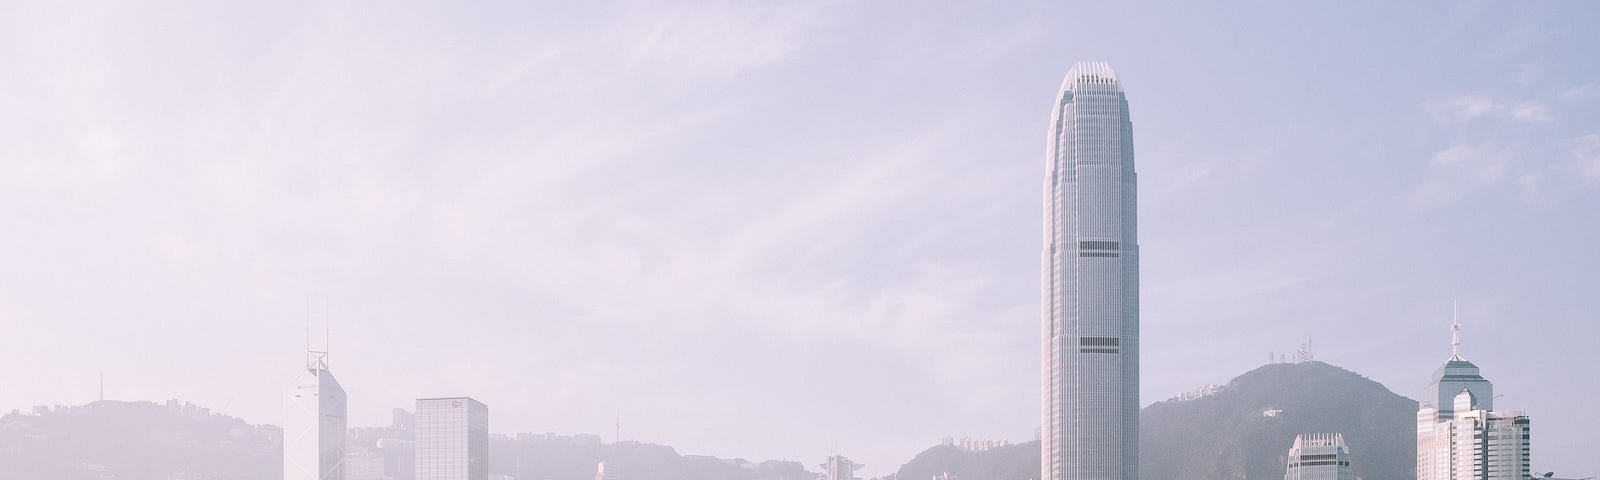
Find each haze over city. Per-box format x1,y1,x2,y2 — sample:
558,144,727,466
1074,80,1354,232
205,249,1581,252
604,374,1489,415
2,1,1598,478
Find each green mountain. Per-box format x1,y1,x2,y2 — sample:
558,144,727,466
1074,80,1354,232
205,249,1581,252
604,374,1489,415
893,361,1418,480
1141,361,1417,480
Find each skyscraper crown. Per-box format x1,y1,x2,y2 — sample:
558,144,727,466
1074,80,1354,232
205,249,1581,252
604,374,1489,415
1061,62,1123,93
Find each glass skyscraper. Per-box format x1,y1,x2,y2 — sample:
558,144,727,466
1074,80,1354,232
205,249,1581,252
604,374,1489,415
284,351,347,480
416,397,488,480
1284,433,1355,480
1416,321,1532,480
1041,61,1139,480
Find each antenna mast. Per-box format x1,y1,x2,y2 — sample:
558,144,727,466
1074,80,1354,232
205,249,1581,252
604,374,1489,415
1451,300,1461,359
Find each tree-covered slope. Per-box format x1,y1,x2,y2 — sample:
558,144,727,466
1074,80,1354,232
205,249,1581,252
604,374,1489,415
892,361,1418,480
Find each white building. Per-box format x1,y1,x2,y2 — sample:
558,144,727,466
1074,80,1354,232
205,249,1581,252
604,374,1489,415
821,455,862,480
1042,61,1140,480
1416,319,1532,480
284,350,347,480
416,397,488,480
594,461,621,480
1284,433,1353,480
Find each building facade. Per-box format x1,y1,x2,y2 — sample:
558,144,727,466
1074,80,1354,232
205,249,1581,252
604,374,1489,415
822,455,862,480
594,461,621,480
1416,321,1532,480
1284,433,1354,480
284,350,347,480
1042,61,1139,480
416,397,488,480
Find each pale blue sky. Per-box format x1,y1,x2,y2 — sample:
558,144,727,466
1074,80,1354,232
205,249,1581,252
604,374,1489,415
2,1,1597,477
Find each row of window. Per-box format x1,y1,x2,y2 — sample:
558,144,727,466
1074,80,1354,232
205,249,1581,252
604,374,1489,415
1080,348,1120,354
1080,241,1120,250
1080,337,1121,346
1288,460,1349,468
1081,252,1120,258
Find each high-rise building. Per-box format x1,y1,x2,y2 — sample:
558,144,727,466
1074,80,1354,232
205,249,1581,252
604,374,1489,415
1284,433,1354,480
1041,61,1139,480
1416,317,1532,480
416,397,488,480
821,455,862,480
594,461,621,480
284,350,348,480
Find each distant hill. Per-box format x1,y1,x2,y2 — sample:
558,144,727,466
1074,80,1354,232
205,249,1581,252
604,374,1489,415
0,400,280,480
892,361,1418,480
1142,361,1417,480
889,442,1040,480
0,400,816,480
491,437,815,480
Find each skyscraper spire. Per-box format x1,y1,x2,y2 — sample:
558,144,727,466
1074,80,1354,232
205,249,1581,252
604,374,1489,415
1450,300,1461,360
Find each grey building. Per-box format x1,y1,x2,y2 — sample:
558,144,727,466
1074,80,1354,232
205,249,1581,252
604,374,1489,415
1041,61,1140,480
1284,433,1354,480
416,397,488,480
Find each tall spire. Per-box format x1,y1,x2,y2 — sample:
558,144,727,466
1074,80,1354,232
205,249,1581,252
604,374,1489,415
1450,300,1462,360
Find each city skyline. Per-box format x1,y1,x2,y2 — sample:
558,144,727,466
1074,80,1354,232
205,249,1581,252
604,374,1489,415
3,1,1599,477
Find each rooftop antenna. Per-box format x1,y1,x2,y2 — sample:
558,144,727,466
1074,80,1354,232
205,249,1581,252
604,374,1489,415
98,372,104,402
303,295,329,372
325,296,331,369
615,409,621,444
1450,300,1462,360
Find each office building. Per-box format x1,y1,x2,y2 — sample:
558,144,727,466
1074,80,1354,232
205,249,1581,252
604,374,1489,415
1416,318,1532,480
1284,433,1353,480
416,397,488,480
822,455,862,480
1042,61,1140,480
284,350,347,480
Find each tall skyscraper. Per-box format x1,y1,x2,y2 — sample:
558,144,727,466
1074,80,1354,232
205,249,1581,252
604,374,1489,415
416,397,489,480
284,349,348,480
1416,317,1532,480
1284,433,1354,480
1041,61,1139,480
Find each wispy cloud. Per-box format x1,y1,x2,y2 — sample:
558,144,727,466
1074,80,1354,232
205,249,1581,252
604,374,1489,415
1561,84,1600,102
1411,144,1509,208
1428,95,1554,124
1568,134,1600,184
1508,101,1555,123
1429,95,1497,123
614,2,837,76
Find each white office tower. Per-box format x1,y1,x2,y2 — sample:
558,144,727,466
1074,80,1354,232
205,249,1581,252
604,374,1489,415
1284,433,1354,480
416,397,489,480
1416,319,1532,480
822,455,862,480
1042,61,1139,480
284,350,348,480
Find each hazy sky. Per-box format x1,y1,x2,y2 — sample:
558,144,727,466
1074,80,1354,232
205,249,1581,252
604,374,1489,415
3,1,1598,477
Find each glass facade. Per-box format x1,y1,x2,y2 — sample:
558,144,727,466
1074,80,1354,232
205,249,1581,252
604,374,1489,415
415,397,488,480
1041,61,1138,480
